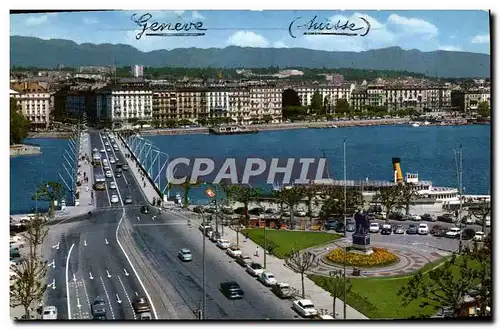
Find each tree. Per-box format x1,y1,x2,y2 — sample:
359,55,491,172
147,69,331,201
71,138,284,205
176,180,201,209
335,99,350,115
286,248,317,299
397,184,420,215
398,254,481,318
304,185,320,223
262,114,273,123
477,101,490,118
324,270,352,318
469,199,491,233
230,185,261,223
276,186,307,228
319,186,363,221
372,185,402,222
10,98,30,145
10,214,48,319
32,182,64,217
310,91,323,114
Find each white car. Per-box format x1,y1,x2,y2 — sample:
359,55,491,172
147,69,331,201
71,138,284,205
42,306,58,320
109,182,117,189
473,232,485,242
292,299,318,318
258,272,277,286
105,170,112,178
100,148,105,153
418,223,429,235
445,227,462,238
109,157,116,164
216,239,230,249
369,222,380,233
410,214,422,221
246,262,264,277
226,246,242,258
104,142,109,146
111,194,119,204
106,148,111,152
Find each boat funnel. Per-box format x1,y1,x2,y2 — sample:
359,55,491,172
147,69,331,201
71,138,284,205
392,158,404,184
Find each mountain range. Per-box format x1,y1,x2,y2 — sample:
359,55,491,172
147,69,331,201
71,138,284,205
10,36,490,78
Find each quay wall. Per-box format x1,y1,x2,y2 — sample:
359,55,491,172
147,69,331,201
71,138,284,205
10,144,41,157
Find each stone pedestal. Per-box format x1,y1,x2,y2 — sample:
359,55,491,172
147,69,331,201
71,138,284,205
351,233,373,255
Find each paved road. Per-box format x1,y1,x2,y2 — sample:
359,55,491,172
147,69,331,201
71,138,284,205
43,130,299,320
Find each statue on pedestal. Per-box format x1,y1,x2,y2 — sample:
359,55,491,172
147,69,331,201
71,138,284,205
351,210,373,255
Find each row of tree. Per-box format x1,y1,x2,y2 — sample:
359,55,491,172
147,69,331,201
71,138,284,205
10,98,30,145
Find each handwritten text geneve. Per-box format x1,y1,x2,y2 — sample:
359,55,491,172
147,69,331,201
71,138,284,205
131,13,207,40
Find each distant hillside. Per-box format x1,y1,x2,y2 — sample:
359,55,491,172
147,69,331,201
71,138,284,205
10,36,490,78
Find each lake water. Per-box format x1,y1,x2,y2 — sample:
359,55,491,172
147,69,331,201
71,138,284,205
142,125,491,203
9,125,491,214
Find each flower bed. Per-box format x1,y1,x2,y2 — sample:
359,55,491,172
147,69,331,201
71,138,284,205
326,247,399,267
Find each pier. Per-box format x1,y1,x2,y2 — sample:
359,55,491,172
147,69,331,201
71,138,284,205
10,144,41,157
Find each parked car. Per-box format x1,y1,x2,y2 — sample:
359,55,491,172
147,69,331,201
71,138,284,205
346,221,356,232
445,227,462,238
418,223,429,235
199,224,212,234
369,222,380,233
124,196,133,204
220,281,244,299
42,306,58,320
235,254,253,267
380,224,392,235
438,213,456,223
258,272,277,286
178,248,193,261
389,212,404,221
216,239,231,249
430,224,447,237
335,223,345,233
421,213,437,222
226,246,242,258
473,231,485,242
246,262,264,276
393,224,405,234
271,282,293,299
209,231,221,243
324,219,338,230
292,299,318,318
406,224,418,235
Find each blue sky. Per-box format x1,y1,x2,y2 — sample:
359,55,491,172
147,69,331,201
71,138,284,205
10,10,490,54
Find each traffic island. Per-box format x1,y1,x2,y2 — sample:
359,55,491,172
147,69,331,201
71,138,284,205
325,247,400,268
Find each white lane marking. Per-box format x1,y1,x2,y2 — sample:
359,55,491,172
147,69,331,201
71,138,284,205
47,278,56,289
77,298,82,308
74,278,83,318
101,153,112,207
66,243,75,320
53,242,60,249
124,268,129,276
135,292,138,296
89,272,94,280
137,216,140,222
105,238,109,245
106,270,112,278
81,279,92,310
152,215,157,221
84,240,87,247
99,133,124,207
73,274,77,282
99,276,115,320
116,294,122,304
117,275,137,319
48,259,55,268
116,208,158,319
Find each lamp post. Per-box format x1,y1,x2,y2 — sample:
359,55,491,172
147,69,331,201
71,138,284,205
332,240,347,319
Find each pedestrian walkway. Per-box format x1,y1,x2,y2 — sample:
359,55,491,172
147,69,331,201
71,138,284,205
53,131,94,220
114,133,160,206
167,208,368,320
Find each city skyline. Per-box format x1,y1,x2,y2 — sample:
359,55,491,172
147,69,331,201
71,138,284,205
10,10,491,54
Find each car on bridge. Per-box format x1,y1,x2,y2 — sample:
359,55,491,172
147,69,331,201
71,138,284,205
178,248,193,261
91,297,106,319
105,170,112,178
111,194,119,203
133,296,151,314
124,196,133,204
109,182,117,189
123,164,129,171
220,281,244,299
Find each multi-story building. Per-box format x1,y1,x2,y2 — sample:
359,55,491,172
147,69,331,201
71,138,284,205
96,82,152,128
295,84,354,113
249,85,282,123
451,88,491,112
206,88,229,120
366,85,386,108
78,66,116,74
152,89,178,124
10,82,52,129
131,65,144,78
350,87,368,111
176,88,207,121
228,88,251,124
385,86,426,112
53,88,96,122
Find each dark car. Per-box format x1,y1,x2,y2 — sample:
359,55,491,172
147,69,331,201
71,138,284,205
462,228,476,241
393,224,405,234
421,213,436,222
140,206,150,214
380,225,392,235
406,224,418,235
324,219,338,230
133,297,151,313
335,223,345,233
91,297,106,318
430,224,447,237
437,213,455,223
346,221,356,232
220,281,244,299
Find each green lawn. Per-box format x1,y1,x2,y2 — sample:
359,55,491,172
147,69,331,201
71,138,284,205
241,228,341,259
310,257,480,319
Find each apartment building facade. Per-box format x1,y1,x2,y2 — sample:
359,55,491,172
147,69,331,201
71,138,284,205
249,85,283,123
10,82,52,129
152,89,178,124
451,87,491,112
228,88,251,124
295,84,355,112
